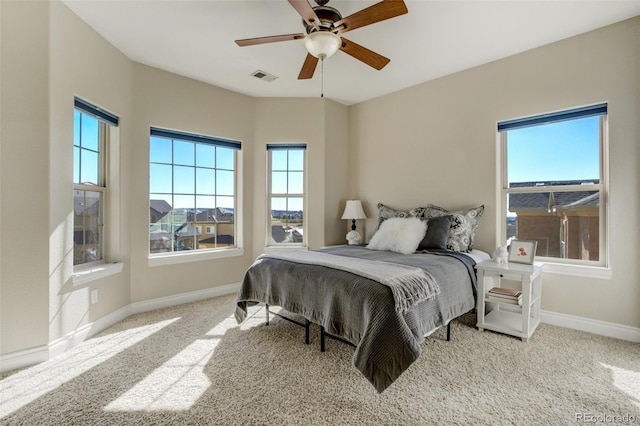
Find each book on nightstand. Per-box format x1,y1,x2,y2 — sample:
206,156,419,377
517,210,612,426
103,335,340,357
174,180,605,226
488,287,521,297
487,294,523,306
487,287,523,305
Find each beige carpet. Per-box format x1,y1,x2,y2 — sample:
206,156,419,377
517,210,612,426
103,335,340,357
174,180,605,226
1,293,639,425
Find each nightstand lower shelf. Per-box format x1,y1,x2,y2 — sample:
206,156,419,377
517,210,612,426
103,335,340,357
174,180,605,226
480,310,540,341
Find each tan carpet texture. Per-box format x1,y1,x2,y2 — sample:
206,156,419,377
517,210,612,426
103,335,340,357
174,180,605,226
1,293,639,425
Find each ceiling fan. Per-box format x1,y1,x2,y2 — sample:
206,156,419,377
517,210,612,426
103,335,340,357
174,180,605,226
235,0,408,79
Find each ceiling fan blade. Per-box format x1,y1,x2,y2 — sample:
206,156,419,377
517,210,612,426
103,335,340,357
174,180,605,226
298,53,319,79
333,0,408,34
339,37,390,70
235,33,305,47
288,0,320,30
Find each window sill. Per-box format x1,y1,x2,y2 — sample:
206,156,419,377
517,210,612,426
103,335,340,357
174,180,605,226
538,261,612,280
148,247,244,267
263,245,308,254
73,262,124,286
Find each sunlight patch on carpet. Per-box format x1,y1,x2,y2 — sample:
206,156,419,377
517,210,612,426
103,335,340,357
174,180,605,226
601,363,640,408
105,315,238,411
0,317,180,418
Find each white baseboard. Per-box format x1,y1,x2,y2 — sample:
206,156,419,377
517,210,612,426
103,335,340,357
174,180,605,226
540,310,640,343
0,345,49,374
130,282,240,315
0,283,240,374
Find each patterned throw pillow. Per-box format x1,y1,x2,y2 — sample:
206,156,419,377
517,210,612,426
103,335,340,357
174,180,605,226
376,203,425,228
422,204,484,252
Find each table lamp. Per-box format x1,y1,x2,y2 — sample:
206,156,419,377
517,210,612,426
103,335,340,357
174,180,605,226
341,200,367,245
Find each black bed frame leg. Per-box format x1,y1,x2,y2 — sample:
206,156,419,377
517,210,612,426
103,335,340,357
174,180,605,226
320,326,326,352
265,303,269,325
305,319,310,344
446,322,451,341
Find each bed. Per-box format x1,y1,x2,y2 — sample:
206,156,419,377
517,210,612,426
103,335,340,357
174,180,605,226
235,203,487,393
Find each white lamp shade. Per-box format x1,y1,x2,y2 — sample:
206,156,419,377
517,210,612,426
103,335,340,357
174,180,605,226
341,200,367,220
304,31,341,59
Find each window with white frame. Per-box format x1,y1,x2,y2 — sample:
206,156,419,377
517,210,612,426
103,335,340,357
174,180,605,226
73,98,118,266
499,103,607,265
267,144,306,246
149,127,241,254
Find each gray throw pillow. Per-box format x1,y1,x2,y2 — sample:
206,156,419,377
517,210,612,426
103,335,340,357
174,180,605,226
418,216,452,250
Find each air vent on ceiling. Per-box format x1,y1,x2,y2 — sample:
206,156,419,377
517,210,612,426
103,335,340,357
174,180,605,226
250,70,278,82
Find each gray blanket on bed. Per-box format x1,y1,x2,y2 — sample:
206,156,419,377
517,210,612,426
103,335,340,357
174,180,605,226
261,250,440,313
235,246,477,393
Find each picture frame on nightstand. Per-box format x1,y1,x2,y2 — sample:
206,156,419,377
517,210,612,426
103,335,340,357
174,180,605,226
508,240,537,264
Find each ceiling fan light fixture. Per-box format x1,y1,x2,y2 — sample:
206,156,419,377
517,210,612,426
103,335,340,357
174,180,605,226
304,31,341,59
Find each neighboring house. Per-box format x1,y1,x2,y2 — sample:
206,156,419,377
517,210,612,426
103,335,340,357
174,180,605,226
269,225,303,244
509,180,599,260
150,204,235,251
174,223,201,251
73,192,102,263
149,228,172,253
149,199,172,223
270,209,304,244
190,208,235,249
289,228,303,243
270,225,287,243
149,200,173,253
199,234,234,246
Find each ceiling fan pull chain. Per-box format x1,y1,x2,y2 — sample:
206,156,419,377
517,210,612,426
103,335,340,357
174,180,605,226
321,57,324,98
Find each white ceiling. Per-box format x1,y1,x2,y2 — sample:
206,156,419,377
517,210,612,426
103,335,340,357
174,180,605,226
62,0,639,106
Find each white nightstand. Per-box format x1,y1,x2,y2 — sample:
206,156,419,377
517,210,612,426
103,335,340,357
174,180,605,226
475,261,542,341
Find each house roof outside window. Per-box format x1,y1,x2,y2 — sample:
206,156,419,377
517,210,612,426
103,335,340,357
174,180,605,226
509,180,599,212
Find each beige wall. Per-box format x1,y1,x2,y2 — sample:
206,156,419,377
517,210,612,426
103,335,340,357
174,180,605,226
252,98,322,255
252,98,350,255
0,0,350,358
1,0,51,354
323,101,351,246
48,0,134,343
129,64,256,303
1,0,135,353
348,17,640,328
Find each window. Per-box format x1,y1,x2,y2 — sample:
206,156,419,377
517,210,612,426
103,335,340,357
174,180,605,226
73,98,118,266
267,144,306,246
499,103,607,266
149,128,241,254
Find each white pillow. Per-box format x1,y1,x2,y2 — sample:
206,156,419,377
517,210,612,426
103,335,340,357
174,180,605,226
367,217,427,255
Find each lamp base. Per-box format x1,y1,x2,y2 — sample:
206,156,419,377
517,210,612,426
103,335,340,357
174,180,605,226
346,230,362,245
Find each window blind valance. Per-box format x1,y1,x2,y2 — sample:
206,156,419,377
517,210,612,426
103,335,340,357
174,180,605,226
74,97,119,127
498,103,607,132
150,127,241,150
266,143,307,150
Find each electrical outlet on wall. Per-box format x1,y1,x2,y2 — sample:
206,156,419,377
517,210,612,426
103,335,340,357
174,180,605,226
91,289,99,304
